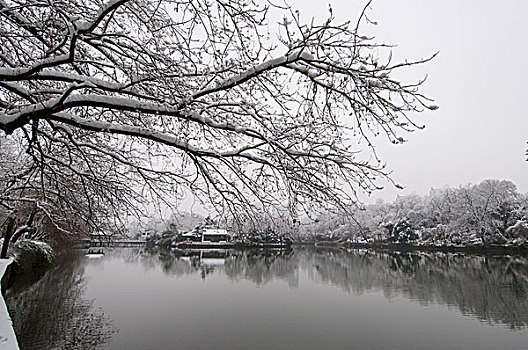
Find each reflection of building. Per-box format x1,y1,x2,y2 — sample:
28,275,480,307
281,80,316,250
199,250,228,266
175,249,228,264
173,249,229,280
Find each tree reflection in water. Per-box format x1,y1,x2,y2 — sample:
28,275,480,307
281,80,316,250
302,249,528,330
4,250,116,350
4,247,528,349
143,247,528,330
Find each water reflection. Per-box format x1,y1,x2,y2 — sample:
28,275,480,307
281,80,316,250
308,249,528,330
139,247,528,329
5,247,528,349
138,248,299,286
4,250,116,350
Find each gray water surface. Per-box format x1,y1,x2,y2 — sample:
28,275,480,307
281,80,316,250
5,247,528,349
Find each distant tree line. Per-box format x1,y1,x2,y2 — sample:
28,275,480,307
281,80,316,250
298,179,528,246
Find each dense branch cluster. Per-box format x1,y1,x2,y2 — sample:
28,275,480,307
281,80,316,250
0,0,436,239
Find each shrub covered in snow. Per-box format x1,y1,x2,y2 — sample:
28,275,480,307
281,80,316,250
12,240,54,264
381,218,419,244
5,240,55,288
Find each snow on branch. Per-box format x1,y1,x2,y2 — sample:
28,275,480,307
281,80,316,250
0,0,438,231
193,49,313,99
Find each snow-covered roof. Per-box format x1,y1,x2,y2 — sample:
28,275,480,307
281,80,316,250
181,232,200,237
202,228,231,236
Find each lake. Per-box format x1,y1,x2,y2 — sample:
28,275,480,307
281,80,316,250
5,247,528,349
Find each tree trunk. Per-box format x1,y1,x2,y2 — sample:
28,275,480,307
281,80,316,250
1,217,16,259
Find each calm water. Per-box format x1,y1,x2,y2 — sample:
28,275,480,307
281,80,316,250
5,247,528,350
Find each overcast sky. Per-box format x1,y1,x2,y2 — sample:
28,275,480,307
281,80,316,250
288,0,528,201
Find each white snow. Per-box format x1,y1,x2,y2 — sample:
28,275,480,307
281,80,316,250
0,258,19,350
0,54,69,78
287,62,318,78
85,254,105,259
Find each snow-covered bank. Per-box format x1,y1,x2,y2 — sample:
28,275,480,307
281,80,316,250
0,259,18,350
0,240,52,350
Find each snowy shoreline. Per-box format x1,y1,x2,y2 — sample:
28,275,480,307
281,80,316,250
0,259,19,350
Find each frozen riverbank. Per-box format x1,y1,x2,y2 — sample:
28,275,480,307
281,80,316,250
0,259,18,350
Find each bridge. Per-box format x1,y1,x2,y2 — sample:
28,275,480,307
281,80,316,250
80,239,147,248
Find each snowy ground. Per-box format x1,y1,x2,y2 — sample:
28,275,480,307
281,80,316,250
0,259,18,350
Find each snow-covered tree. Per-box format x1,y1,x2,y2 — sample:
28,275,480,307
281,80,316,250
0,0,437,240
293,179,528,246
0,134,126,256
457,180,524,243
